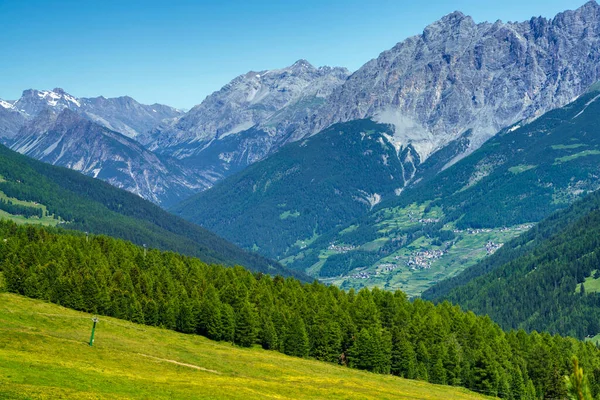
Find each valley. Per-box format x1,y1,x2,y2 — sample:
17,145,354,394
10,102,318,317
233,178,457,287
4,1,600,398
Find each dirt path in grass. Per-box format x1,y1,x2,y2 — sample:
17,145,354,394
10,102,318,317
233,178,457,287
137,353,221,374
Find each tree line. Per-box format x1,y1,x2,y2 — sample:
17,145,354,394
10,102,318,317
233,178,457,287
0,198,43,219
2,220,600,399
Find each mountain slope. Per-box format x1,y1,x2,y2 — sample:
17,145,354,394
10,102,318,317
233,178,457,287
157,1,600,181
0,293,489,400
0,89,197,206
423,189,600,339
279,87,600,294
0,143,297,278
5,88,182,140
172,119,421,258
148,60,350,180
11,108,211,207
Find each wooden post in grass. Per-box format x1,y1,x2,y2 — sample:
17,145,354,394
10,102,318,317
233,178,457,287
89,316,99,346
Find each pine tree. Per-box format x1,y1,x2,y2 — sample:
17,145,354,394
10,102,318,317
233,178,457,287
259,314,278,350
176,300,196,334
197,286,222,340
391,330,416,379
235,301,257,347
565,357,592,400
509,366,525,400
220,303,236,343
471,348,499,397
348,328,375,371
348,327,391,374
283,314,309,357
429,346,448,385
310,310,342,362
143,299,159,326
130,298,145,325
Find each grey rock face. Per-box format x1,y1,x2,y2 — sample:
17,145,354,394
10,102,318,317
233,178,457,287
148,60,350,172
11,109,213,207
80,95,183,140
2,88,183,140
310,1,600,161
0,102,26,142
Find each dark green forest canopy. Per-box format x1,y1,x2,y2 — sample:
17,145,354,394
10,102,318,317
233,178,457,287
424,188,600,339
0,144,301,278
2,220,600,399
171,119,421,259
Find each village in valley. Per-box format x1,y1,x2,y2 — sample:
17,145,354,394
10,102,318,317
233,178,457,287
323,220,536,296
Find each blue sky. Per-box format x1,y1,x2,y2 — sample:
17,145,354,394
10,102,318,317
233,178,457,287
0,0,588,109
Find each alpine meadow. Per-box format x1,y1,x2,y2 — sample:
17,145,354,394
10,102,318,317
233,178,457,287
3,1,600,399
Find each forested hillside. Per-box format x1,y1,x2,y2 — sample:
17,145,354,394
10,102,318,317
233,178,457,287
3,220,600,399
423,188,600,339
280,88,600,294
172,120,421,258
0,144,297,278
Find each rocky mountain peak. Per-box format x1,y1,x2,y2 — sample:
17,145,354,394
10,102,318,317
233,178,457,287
302,2,600,164
289,59,315,72
149,60,351,152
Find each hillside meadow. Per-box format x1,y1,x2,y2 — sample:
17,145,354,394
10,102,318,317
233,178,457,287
0,293,489,399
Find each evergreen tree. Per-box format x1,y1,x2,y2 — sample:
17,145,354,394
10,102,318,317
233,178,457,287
235,301,257,347
348,327,392,374
565,357,593,400
310,310,342,362
283,314,309,358
197,286,222,340
259,314,278,350
391,330,416,379
176,300,196,334
471,348,499,397
143,299,159,326
220,303,236,343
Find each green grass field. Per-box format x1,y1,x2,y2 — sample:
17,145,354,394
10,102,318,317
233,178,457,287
0,293,490,399
0,190,61,226
323,224,532,296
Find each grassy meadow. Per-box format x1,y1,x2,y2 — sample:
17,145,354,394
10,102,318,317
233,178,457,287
0,293,491,399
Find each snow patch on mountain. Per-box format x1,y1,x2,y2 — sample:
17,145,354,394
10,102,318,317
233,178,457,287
0,100,15,110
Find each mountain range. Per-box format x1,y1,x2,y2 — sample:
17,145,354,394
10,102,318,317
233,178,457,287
152,0,600,183
1,2,600,293
3,2,600,211
0,88,218,206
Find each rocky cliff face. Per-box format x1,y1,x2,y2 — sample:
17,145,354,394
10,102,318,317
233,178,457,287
147,60,350,176
0,88,193,206
310,1,600,162
149,60,349,153
146,2,600,184
11,109,212,207
1,88,183,141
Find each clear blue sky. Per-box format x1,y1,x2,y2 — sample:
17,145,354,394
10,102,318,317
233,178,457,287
0,0,588,109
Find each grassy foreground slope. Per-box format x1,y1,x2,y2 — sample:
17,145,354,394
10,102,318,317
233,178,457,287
0,293,488,400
